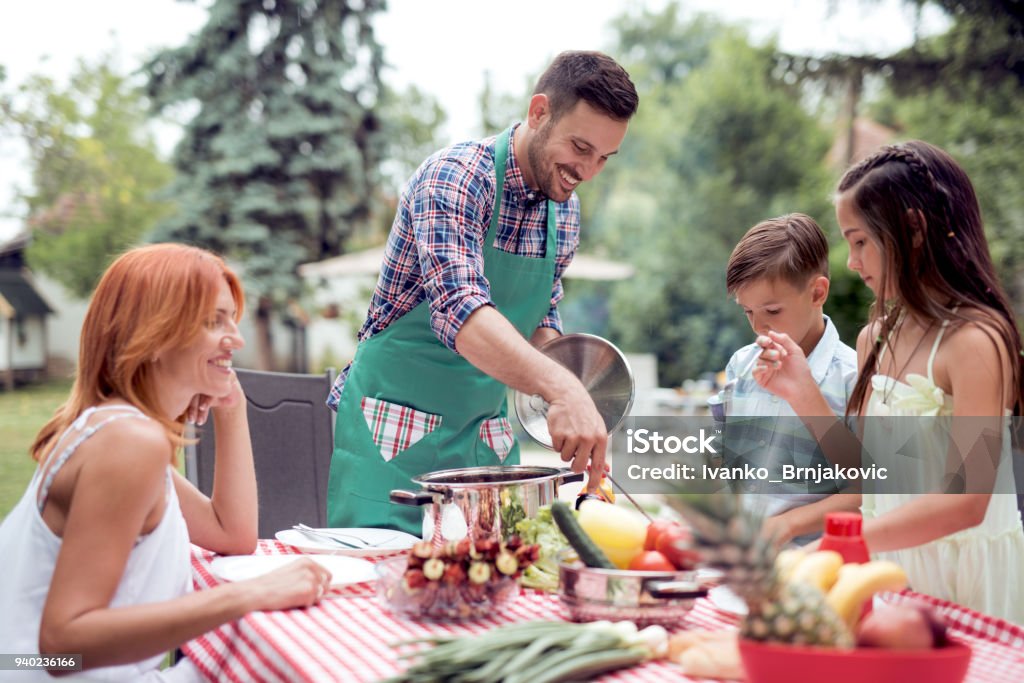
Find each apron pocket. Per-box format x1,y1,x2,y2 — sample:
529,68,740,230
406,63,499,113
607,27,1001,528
479,417,515,463
361,396,442,462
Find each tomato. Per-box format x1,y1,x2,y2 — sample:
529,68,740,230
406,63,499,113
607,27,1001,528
627,550,677,572
655,527,701,570
643,520,682,551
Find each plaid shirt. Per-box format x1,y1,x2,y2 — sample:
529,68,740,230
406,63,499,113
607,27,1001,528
718,316,858,525
328,126,580,410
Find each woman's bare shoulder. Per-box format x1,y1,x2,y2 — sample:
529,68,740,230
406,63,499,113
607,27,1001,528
76,409,172,475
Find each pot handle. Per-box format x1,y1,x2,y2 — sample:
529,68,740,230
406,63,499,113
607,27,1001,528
645,579,709,600
556,468,586,485
389,489,442,507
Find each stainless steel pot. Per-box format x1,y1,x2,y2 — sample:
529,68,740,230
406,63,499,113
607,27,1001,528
390,465,585,544
558,556,710,627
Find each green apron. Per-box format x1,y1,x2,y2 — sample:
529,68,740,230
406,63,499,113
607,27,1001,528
327,127,558,534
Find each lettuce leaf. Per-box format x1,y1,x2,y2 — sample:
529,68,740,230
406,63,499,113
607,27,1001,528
515,505,571,591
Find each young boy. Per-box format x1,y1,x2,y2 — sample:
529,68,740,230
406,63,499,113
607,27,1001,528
717,213,859,544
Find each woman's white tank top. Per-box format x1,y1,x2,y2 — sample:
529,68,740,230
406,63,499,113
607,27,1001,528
0,405,192,680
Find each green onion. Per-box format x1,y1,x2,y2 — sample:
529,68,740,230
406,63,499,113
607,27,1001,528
385,620,654,683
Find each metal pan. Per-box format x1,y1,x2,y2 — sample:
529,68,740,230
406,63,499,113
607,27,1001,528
514,334,635,448
558,554,710,627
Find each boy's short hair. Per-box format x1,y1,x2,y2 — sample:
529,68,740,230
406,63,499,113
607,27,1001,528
726,213,830,294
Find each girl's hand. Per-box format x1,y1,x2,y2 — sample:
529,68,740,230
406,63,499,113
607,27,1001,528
751,331,816,404
245,557,333,611
760,513,796,548
187,371,245,425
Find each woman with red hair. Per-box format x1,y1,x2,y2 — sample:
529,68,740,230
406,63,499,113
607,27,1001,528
0,244,331,680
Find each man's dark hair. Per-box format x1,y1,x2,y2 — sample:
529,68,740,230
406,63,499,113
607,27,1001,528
534,51,638,122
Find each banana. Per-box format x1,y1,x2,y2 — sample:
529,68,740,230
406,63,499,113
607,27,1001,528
773,548,808,583
825,561,908,628
787,550,844,593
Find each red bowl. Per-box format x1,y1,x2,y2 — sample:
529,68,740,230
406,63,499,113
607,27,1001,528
739,638,971,683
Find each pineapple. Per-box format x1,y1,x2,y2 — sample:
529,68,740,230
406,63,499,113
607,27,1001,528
665,493,854,648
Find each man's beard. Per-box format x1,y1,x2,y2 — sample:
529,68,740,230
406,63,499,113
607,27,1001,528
525,122,568,202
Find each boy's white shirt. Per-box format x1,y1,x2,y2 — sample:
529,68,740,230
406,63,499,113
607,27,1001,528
719,315,858,522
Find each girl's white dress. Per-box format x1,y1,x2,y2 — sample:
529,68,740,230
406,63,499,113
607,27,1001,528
861,321,1024,624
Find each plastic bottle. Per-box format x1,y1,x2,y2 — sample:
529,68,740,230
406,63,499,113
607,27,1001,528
819,512,873,619
818,512,871,564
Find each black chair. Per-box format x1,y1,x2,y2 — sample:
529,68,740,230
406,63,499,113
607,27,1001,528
184,368,336,539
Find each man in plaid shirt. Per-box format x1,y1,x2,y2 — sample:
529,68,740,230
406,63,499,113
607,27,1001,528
326,52,639,533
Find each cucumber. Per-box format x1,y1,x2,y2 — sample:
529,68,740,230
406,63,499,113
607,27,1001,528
550,500,616,569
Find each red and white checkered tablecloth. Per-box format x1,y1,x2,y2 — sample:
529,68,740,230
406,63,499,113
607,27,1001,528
182,541,1024,683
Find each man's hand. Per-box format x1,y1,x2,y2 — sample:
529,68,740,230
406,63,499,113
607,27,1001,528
456,307,609,490
544,379,608,491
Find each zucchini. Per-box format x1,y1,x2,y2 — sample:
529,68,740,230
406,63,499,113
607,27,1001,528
550,500,616,569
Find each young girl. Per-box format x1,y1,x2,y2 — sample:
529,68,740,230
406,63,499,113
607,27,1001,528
753,140,1024,623
0,244,333,680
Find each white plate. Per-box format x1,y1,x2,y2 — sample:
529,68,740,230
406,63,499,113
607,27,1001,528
274,527,420,557
708,585,749,616
209,554,377,587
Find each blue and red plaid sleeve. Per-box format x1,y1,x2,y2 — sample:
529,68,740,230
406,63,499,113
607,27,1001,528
409,156,496,351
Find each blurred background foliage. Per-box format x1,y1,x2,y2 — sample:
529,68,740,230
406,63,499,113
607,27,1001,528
1,0,1021,385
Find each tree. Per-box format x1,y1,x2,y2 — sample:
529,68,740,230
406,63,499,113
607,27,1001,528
0,56,172,297
579,8,835,386
868,2,1024,311
781,1,1024,318
143,0,388,370
477,70,524,139
377,83,446,191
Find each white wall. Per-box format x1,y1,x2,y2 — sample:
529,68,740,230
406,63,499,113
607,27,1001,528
303,273,375,372
33,273,87,369
12,316,46,368
0,315,46,370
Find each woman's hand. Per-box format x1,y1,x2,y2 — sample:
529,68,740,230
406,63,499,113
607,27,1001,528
187,371,245,425
244,557,333,611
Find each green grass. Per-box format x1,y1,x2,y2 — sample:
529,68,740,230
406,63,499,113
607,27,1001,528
0,379,72,519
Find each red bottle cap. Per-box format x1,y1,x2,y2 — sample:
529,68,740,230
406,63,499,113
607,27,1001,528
825,512,863,537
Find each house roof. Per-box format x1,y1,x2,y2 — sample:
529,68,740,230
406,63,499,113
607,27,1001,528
0,232,31,269
0,269,54,317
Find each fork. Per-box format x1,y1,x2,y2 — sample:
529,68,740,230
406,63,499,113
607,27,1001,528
293,524,398,548
291,525,364,549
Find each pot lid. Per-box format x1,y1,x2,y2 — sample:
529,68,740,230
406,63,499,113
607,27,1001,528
514,334,635,449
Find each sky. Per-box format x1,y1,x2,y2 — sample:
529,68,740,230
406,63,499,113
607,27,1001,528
0,0,948,240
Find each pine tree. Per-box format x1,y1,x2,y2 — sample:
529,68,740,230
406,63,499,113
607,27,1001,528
144,0,387,369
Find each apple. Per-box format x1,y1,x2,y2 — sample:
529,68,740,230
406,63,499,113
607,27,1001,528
857,605,945,649
656,527,701,570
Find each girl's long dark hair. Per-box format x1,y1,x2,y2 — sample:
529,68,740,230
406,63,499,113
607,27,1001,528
839,140,1023,415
